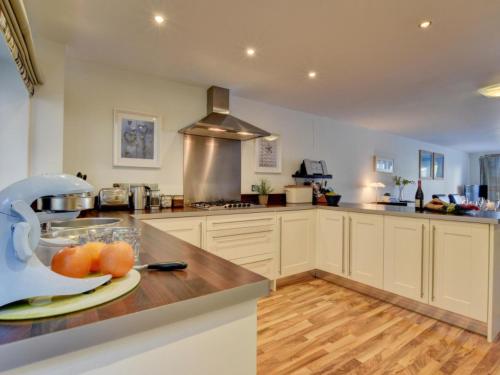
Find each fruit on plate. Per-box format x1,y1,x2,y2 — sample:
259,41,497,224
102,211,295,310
51,246,92,278
99,241,134,278
81,241,107,272
325,191,339,196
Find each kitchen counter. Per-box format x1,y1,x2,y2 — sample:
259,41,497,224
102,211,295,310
132,202,500,225
0,211,269,373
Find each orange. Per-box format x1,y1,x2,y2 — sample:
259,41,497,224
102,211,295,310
99,241,134,278
81,241,107,273
51,246,92,278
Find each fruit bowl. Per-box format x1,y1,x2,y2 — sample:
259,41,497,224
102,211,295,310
325,194,341,206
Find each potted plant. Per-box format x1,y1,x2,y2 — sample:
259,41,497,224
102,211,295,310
255,179,273,206
393,176,415,202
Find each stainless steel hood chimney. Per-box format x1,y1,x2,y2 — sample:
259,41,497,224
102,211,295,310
179,86,271,141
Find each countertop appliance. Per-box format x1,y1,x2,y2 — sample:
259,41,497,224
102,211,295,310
99,187,129,209
284,185,313,203
178,86,271,141
0,174,111,307
191,200,265,211
131,185,150,210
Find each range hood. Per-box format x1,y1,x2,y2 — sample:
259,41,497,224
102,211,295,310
179,86,271,141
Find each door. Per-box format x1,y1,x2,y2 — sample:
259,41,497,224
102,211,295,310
430,220,489,321
279,210,315,277
348,213,384,288
317,210,347,276
384,216,429,302
142,217,205,248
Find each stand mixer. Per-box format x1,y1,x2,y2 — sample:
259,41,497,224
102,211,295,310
0,174,111,307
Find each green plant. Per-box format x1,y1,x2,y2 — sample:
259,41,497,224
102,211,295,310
255,179,273,195
393,176,415,186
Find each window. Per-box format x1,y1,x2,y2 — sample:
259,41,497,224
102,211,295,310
480,155,500,201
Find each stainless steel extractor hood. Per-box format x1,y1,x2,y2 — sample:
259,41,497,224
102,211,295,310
179,86,271,141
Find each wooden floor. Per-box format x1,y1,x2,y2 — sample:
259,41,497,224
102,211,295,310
257,278,500,375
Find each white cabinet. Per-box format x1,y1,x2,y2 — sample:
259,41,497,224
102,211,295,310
348,213,384,288
384,216,429,303
278,210,315,277
317,210,348,276
142,217,205,248
430,220,489,321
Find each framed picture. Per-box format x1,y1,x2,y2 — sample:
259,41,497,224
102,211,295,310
433,153,445,179
419,150,433,179
255,134,282,173
113,110,161,168
374,156,394,174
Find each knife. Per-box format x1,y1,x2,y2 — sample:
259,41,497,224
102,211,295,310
133,261,188,271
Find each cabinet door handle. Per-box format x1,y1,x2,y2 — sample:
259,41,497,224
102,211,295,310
279,216,283,275
341,216,345,274
199,222,203,248
348,217,352,276
431,225,436,301
420,224,425,298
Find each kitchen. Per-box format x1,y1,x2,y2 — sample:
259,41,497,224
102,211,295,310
1,1,500,374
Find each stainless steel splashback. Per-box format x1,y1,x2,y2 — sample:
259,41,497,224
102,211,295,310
183,135,241,204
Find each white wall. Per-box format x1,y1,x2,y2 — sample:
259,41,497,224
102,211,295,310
0,58,30,190
64,58,470,202
29,38,65,175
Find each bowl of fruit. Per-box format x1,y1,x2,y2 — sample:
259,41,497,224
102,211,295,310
325,192,342,206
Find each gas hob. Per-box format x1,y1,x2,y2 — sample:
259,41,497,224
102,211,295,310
190,200,265,211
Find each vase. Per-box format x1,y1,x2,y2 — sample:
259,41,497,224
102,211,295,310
258,195,269,206
398,186,405,202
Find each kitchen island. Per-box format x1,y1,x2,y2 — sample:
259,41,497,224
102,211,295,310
0,212,269,374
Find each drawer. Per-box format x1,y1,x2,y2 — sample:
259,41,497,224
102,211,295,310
233,253,276,280
206,226,277,261
206,212,276,231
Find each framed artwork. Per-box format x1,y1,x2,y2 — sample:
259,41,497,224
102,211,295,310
113,110,161,168
419,150,433,179
374,156,394,174
433,152,445,179
255,135,282,173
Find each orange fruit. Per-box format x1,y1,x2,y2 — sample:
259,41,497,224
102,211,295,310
99,241,134,278
51,246,92,278
81,242,107,272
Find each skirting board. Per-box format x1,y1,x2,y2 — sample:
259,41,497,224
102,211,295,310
276,269,487,337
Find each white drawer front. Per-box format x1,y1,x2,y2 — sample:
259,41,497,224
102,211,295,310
233,254,276,280
206,212,276,231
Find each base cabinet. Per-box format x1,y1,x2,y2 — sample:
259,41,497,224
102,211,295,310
348,213,384,288
142,217,205,248
317,210,348,276
430,220,489,322
384,217,429,303
278,210,315,277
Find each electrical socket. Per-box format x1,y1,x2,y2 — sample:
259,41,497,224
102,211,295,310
251,184,259,192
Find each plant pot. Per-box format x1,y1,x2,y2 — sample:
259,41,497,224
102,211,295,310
258,195,269,206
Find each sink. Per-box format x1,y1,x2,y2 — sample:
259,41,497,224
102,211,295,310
49,218,122,230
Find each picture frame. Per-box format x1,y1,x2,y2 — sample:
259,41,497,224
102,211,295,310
374,156,394,174
113,110,161,168
255,134,282,174
419,150,433,179
433,152,445,179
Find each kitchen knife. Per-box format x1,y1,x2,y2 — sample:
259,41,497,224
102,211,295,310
134,261,187,271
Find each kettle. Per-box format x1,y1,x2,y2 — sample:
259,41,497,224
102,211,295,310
131,186,151,210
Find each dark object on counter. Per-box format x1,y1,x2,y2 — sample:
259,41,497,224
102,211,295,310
172,195,184,208
415,180,424,212
325,194,341,206
464,184,488,202
134,261,188,271
376,201,409,206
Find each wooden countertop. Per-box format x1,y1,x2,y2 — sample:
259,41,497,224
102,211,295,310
0,211,269,348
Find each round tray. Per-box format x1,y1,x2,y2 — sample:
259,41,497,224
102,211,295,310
0,270,141,320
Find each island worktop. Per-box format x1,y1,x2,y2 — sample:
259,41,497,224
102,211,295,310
0,211,269,373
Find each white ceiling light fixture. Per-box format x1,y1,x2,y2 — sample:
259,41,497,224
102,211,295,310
308,71,317,79
419,20,432,29
246,47,256,57
154,15,165,24
478,84,500,98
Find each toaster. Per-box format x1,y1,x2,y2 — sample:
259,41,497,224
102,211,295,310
99,188,129,209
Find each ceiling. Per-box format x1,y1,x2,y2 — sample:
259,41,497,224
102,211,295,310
24,0,500,152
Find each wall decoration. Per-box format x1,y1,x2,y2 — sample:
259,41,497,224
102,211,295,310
255,135,282,173
113,110,161,168
419,150,433,179
433,152,445,179
374,156,394,174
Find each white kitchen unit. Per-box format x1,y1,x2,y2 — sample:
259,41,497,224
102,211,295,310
347,213,384,288
384,216,429,303
429,220,489,322
205,213,279,280
278,210,316,277
142,217,206,248
316,210,348,277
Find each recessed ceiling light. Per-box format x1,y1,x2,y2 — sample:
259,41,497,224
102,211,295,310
308,71,317,79
154,15,165,24
419,20,432,29
246,48,256,57
478,84,500,98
